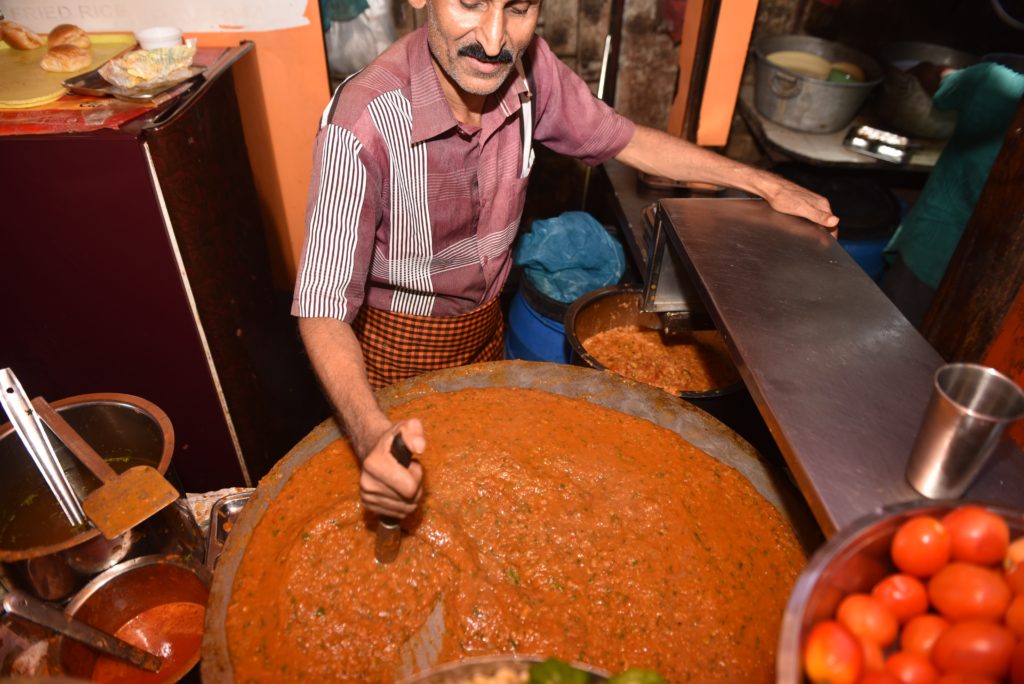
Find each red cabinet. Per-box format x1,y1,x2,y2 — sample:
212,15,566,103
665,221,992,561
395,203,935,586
1,44,328,491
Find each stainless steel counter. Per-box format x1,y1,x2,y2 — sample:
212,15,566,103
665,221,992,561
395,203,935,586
649,197,1024,536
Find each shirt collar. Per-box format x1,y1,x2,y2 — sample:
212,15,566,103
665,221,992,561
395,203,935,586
409,28,533,144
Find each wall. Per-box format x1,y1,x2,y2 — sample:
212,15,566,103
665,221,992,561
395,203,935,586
0,0,330,287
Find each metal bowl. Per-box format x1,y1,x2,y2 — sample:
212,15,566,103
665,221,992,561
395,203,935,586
202,361,821,683
398,655,609,683
564,286,743,401
53,554,211,683
776,500,1024,683
875,42,979,139
0,394,178,600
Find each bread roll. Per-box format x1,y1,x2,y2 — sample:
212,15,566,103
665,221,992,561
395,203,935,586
1,20,44,50
47,24,90,49
40,44,91,72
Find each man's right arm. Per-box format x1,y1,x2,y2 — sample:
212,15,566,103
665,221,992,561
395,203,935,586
298,316,424,518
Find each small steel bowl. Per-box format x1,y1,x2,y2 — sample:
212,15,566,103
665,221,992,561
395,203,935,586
776,500,1024,683
53,555,211,683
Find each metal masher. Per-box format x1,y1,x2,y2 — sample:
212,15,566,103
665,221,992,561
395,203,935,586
0,368,86,527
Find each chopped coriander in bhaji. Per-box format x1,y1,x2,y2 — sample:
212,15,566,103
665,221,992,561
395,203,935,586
225,387,805,682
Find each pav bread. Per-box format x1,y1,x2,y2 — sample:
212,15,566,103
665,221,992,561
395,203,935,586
1,20,45,50
40,44,91,72
47,24,90,49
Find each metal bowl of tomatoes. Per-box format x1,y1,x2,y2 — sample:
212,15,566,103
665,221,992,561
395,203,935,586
777,500,1024,683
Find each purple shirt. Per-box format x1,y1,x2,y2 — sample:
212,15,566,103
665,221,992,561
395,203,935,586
292,28,635,322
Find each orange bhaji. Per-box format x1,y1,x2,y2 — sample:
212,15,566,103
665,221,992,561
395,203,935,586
225,388,804,682
583,326,740,394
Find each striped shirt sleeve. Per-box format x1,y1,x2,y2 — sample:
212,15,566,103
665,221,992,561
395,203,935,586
292,119,378,322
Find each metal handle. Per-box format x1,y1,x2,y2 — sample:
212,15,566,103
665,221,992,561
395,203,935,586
770,70,803,99
32,397,118,481
380,433,413,528
2,590,162,673
0,369,86,526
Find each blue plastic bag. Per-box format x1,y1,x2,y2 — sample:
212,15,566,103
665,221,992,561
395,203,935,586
514,211,625,303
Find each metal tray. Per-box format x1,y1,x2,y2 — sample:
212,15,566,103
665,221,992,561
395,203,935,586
62,64,206,103
204,490,252,571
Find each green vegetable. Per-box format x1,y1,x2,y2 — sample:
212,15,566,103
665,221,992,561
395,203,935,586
529,658,589,684
607,669,669,684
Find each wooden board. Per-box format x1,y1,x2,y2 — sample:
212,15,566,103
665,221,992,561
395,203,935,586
0,34,135,109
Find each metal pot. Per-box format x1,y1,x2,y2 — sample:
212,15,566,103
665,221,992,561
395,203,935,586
0,394,194,601
776,501,1023,683
562,285,771,449
53,554,211,682
202,361,821,683
875,42,978,139
753,34,882,133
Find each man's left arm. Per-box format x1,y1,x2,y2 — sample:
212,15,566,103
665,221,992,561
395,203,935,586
615,125,839,231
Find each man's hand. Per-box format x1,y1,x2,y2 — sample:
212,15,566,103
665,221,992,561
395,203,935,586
359,418,426,518
757,173,840,237
298,317,425,518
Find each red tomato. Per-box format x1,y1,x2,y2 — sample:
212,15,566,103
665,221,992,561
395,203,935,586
1011,640,1024,684
885,650,940,684
861,635,886,672
861,671,902,684
901,614,950,658
1006,593,1024,638
837,593,899,647
873,574,929,623
936,674,998,684
804,620,864,684
1007,537,1024,595
928,562,1012,621
931,620,1017,680
942,506,1010,565
892,516,952,578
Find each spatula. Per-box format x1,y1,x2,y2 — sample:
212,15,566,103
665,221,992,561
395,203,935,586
31,397,179,541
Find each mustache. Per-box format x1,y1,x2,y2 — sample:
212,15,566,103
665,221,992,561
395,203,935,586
457,43,514,64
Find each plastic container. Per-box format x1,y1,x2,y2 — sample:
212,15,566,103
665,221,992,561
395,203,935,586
503,273,571,364
134,26,183,50
773,164,901,282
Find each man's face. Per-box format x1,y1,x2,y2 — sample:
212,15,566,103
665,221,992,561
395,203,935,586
417,0,542,97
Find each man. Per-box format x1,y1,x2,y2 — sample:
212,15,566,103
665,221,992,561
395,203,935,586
882,59,1024,327
293,0,839,520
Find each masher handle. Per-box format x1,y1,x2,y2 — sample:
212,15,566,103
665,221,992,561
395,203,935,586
32,397,118,482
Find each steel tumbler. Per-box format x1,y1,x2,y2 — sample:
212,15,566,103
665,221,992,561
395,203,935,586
906,363,1024,499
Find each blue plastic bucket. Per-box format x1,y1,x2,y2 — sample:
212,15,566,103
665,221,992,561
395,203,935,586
503,276,571,364
838,236,890,282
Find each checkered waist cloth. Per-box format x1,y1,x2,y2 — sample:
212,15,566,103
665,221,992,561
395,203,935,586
353,299,505,389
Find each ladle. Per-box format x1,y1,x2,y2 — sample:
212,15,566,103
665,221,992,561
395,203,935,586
2,589,162,672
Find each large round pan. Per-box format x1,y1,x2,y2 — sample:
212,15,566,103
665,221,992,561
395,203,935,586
202,360,819,681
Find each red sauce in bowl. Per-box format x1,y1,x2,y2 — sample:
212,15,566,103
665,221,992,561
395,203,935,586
91,601,205,684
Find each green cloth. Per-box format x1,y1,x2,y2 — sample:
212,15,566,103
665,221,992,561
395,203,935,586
884,63,1024,289
320,0,369,30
